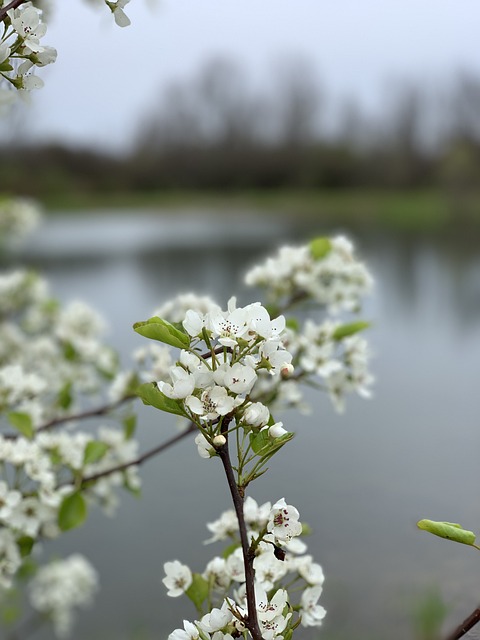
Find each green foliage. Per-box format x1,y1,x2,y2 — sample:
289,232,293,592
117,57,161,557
7,412,33,439
332,321,370,341
123,414,137,440
417,519,476,546
16,536,35,558
57,381,73,410
250,430,294,459
58,492,88,531
83,441,110,466
133,316,190,349
222,542,240,559
411,588,448,640
136,382,187,417
309,237,332,260
185,574,209,614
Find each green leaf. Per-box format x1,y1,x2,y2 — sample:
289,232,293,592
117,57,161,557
123,414,137,440
250,430,271,455
57,381,73,410
250,429,294,458
16,558,37,581
136,382,187,417
58,492,87,531
222,541,240,559
0,62,13,72
285,317,299,331
133,316,190,349
63,341,77,361
333,321,370,340
417,519,476,546
309,237,332,260
16,536,35,558
7,412,34,439
83,441,110,466
185,573,209,613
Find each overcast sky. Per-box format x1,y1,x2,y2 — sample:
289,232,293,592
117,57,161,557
7,0,480,150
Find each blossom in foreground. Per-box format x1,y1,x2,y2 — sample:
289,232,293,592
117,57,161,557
267,498,302,543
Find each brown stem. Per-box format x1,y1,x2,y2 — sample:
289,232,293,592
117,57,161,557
444,605,480,640
217,418,264,640
4,395,136,440
80,422,197,486
0,0,28,22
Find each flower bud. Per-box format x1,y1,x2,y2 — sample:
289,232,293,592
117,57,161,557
269,422,288,438
212,434,226,448
280,362,294,378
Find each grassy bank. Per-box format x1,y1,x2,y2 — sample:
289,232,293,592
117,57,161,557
42,188,480,235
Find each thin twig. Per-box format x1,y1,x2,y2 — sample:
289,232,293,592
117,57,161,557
4,395,136,440
80,422,197,486
444,605,480,640
217,418,264,640
0,0,28,22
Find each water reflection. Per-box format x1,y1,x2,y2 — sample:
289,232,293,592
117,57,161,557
5,213,480,640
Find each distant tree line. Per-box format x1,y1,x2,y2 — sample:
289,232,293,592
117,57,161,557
2,57,480,198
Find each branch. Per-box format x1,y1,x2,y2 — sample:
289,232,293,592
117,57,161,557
0,0,28,22
4,395,136,440
217,418,264,640
444,605,480,640
80,422,197,486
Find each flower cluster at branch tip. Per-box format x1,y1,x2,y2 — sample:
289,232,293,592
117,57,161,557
244,235,373,314
0,0,132,102
165,497,326,639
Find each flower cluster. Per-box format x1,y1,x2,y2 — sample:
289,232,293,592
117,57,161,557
0,263,140,594
0,196,41,245
245,235,373,314
0,0,132,103
141,297,292,460
0,2,57,100
0,270,119,425
29,554,98,637
165,497,326,639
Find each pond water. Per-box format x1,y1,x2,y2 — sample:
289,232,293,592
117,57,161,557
7,212,480,640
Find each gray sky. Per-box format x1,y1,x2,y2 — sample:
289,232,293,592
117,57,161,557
14,0,480,150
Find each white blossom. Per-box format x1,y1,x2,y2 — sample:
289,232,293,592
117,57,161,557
267,498,302,543
163,561,192,597
29,554,98,637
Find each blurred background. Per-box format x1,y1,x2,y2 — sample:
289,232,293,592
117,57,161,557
2,1,480,639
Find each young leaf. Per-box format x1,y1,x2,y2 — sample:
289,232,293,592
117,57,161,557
123,414,137,440
309,237,332,260
333,321,370,340
16,536,35,558
136,382,187,417
57,381,73,410
417,519,476,546
222,542,240,559
83,441,110,466
58,492,87,531
7,412,34,439
250,430,271,455
185,573,209,613
133,316,190,349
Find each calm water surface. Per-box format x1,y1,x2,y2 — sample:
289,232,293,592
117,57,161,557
8,212,480,640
